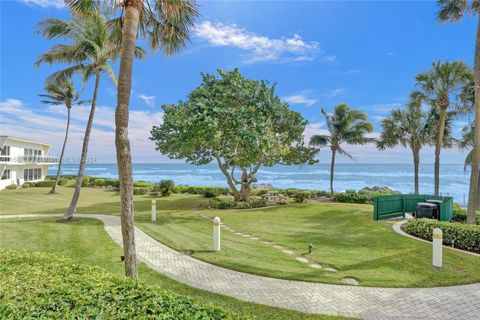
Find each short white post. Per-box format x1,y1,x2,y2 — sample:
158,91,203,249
213,217,221,252
151,200,156,222
432,228,443,268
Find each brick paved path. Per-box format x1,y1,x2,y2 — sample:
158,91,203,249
2,214,479,320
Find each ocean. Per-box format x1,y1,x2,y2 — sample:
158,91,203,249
48,163,467,204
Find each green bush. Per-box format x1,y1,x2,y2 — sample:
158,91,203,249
133,180,154,189
405,218,480,253
104,179,120,188
34,180,56,188
253,189,269,196
22,183,31,188
176,186,230,196
0,249,244,320
203,187,221,198
5,184,17,190
58,178,69,186
209,198,235,209
154,179,175,197
133,188,149,195
452,203,480,225
93,179,105,187
81,176,91,187
333,189,397,204
293,191,310,203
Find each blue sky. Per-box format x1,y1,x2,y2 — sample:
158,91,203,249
0,0,475,164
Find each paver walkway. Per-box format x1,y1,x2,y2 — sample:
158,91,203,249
2,213,480,320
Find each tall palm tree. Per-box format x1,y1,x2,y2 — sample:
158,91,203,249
39,75,87,194
414,60,471,196
459,123,480,209
437,0,480,224
310,104,374,195
377,97,454,194
36,12,145,220
66,0,199,278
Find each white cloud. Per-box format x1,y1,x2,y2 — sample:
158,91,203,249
0,98,165,163
321,88,346,98
138,94,155,108
20,0,64,8
283,94,317,107
194,21,321,64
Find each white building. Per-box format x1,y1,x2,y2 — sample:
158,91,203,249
0,136,58,190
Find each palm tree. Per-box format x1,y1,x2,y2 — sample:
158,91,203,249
66,0,198,278
310,104,374,195
36,12,145,220
438,0,480,224
414,60,472,196
377,97,454,194
459,123,480,209
39,75,87,194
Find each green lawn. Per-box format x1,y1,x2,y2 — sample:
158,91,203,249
1,186,479,288
0,216,345,320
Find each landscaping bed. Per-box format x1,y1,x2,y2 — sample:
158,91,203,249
0,249,244,320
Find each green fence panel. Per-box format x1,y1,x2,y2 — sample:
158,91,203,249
373,194,453,221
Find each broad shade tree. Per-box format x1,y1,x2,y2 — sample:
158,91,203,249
150,69,319,202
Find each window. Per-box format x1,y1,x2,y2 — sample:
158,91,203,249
1,170,10,180
34,168,41,180
0,146,10,162
24,168,40,181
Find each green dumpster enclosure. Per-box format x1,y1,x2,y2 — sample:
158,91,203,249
373,194,453,221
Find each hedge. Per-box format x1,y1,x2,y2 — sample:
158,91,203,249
0,249,245,320
33,180,56,187
405,218,480,253
176,186,231,197
452,203,480,225
333,189,397,204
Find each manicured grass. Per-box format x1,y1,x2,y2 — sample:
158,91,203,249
0,217,346,320
1,186,479,288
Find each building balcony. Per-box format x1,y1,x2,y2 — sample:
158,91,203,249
0,155,58,164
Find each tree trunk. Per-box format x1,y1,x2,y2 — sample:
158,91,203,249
50,106,71,194
413,146,420,194
238,170,251,202
63,72,100,219
477,171,480,211
467,15,480,224
115,2,141,278
330,147,336,195
434,107,447,196
214,156,241,200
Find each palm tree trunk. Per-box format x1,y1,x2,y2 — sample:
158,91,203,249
63,72,100,220
330,148,336,195
413,146,420,194
115,1,141,278
467,15,480,224
434,107,447,196
50,107,71,194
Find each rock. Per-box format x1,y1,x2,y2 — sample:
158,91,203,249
342,277,359,285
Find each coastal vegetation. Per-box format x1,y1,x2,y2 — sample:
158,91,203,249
150,69,319,202
309,104,374,195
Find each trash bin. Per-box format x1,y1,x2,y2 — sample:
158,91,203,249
426,200,443,220
416,202,437,219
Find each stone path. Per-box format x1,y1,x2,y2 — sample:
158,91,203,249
2,214,480,320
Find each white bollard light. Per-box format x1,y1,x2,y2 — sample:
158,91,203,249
213,217,221,252
151,200,156,222
432,228,443,268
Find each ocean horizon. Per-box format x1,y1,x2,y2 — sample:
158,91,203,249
48,163,467,204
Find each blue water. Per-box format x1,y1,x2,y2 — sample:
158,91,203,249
48,163,467,204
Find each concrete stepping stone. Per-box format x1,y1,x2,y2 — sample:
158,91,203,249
282,249,295,255
295,257,309,263
324,267,339,272
261,241,271,244
342,278,359,285
273,245,285,250
309,264,322,269
241,234,251,237
250,236,259,240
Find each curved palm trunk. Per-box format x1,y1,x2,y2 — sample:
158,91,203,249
434,107,447,196
115,2,141,278
63,72,101,220
412,146,420,194
467,15,480,224
330,148,336,195
50,107,71,194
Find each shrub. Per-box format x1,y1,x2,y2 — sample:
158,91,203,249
253,189,269,197
333,188,397,204
310,190,330,197
22,183,30,188
293,191,310,203
154,179,175,197
104,179,120,188
133,188,149,195
93,179,105,187
203,187,221,198
34,180,56,188
5,184,17,190
0,249,244,320
245,198,267,208
405,218,480,253
209,198,235,209
81,176,91,187
133,180,154,189
452,203,480,225
58,178,69,186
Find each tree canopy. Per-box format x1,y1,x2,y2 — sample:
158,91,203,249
150,69,318,201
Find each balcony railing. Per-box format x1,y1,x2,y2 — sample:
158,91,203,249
0,155,58,164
